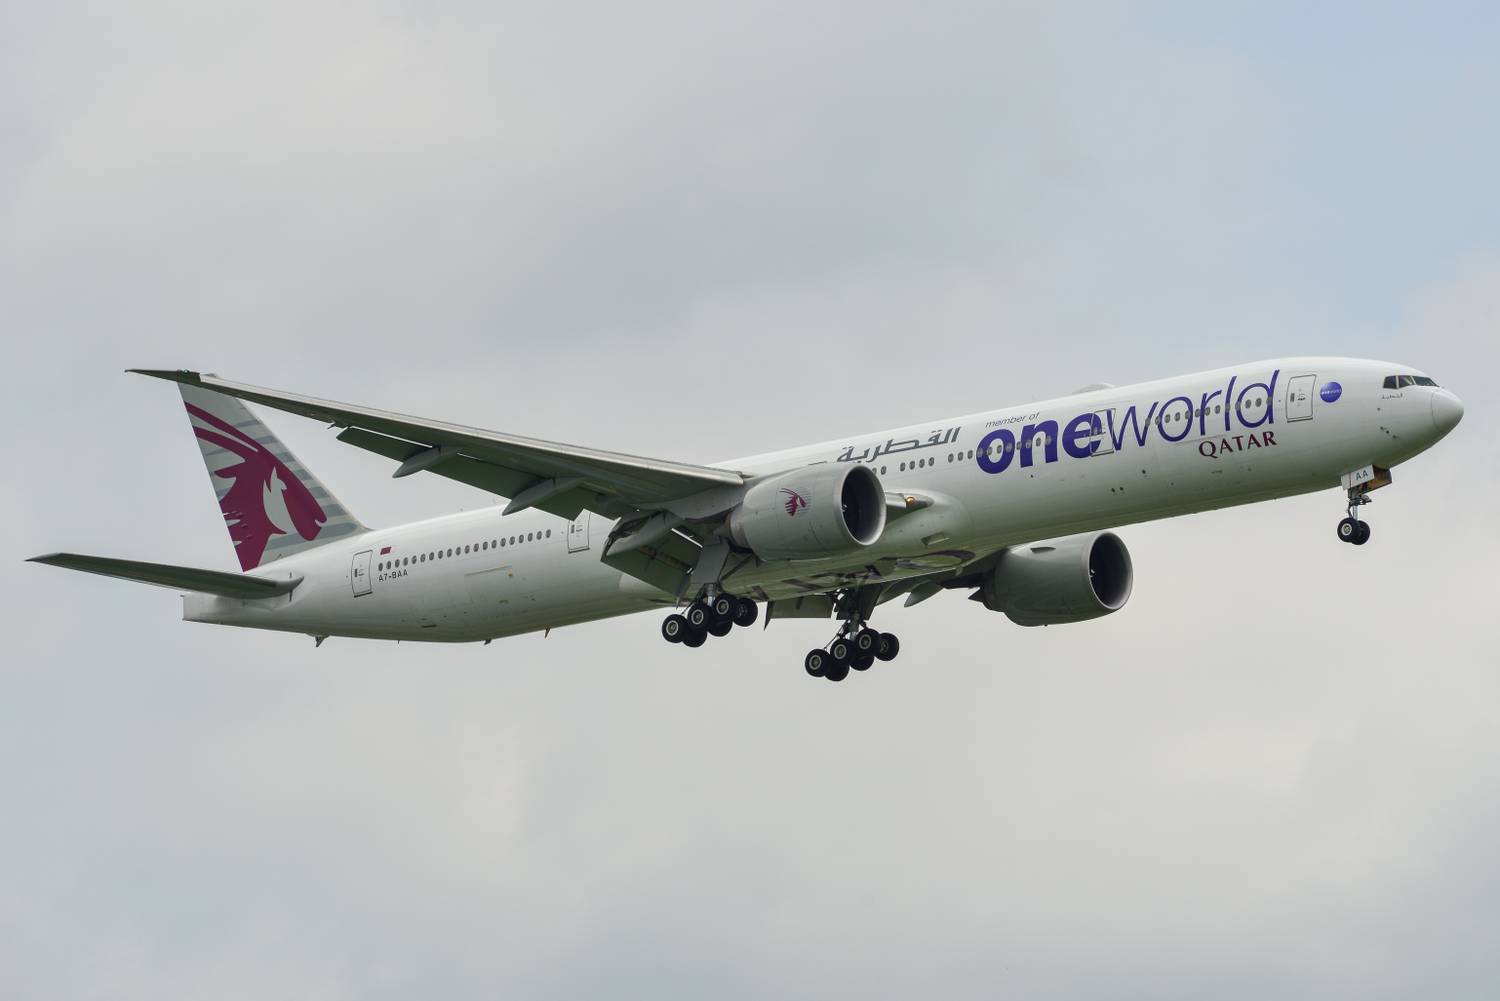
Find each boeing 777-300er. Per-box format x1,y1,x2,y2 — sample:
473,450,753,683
29,360,1463,681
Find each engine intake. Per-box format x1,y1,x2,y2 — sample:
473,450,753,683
978,531,1133,626
727,464,886,561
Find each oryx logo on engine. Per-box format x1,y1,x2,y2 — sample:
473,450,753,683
781,488,808,516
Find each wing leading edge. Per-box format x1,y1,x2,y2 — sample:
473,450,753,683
130,369,746,522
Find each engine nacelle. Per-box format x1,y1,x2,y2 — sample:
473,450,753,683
978,531,1133,626
727,464,886,561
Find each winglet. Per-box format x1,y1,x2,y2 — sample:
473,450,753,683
128,368,203,384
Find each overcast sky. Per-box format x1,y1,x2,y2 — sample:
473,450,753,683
3,2,1499,998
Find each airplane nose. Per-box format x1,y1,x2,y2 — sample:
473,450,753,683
1430,389,1464,436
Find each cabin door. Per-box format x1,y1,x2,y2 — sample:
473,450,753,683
1090,410,1116,455
1287,374,1316,421
351,549,373,597
567,513,591,553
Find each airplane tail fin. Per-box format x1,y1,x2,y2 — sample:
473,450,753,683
178,382,366,570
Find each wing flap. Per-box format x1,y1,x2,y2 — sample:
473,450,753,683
28,553,300,598
334,426,619,520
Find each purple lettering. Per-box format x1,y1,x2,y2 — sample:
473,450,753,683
975,428,1016,474
1063,413,1098,459
1199,389,1222,437
1019,420,1059,467
1236,369,1280,429
1107,403,1159,451
1160,396,1195,443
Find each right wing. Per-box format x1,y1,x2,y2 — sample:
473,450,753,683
28,553,301,599
130,370,746,522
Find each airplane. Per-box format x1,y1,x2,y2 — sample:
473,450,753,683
28,358,1463,682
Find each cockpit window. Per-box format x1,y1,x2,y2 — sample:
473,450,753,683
1383,376,1397,389
1384,374,1440,389
1413,376,1438,387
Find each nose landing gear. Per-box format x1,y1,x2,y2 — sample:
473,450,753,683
1337,485,1372,546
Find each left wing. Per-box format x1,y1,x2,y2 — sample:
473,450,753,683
28,553,301,598
130,369,746,523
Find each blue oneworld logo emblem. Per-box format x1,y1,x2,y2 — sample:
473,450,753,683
1320,381,1343,403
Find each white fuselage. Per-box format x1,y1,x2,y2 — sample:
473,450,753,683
183,357,1458,642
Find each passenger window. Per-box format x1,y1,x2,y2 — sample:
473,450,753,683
546,530,552,538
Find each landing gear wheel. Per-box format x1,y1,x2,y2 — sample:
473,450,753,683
875,633,900,661
681,628,707,648
851,652,875,672
661,614,688,644
707,619,733,638
685,601,711,630
853,628,881,655
732,597,758,628
709,593,737,623
825,659,851,682
828,637,853,664
804,649,828,677
1337,517,1359,543
1354,521,1371,546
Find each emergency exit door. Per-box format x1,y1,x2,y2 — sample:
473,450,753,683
1287,374,1316,421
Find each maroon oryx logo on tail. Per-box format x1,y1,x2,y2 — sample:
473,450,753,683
186,403,328,570
781,488,808,517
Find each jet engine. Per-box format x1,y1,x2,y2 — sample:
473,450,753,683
978,531,1133,626
727,464,886,561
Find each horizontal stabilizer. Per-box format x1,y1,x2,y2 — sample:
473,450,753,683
27,553,300,599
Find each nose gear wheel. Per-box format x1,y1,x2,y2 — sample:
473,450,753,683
1338,485,1373,546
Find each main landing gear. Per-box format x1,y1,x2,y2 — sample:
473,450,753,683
661,593,759,649
802,619,900,684
1336,485,1372,546
660,591,901,683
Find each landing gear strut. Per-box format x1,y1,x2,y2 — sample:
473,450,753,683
1337,486,1372,546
